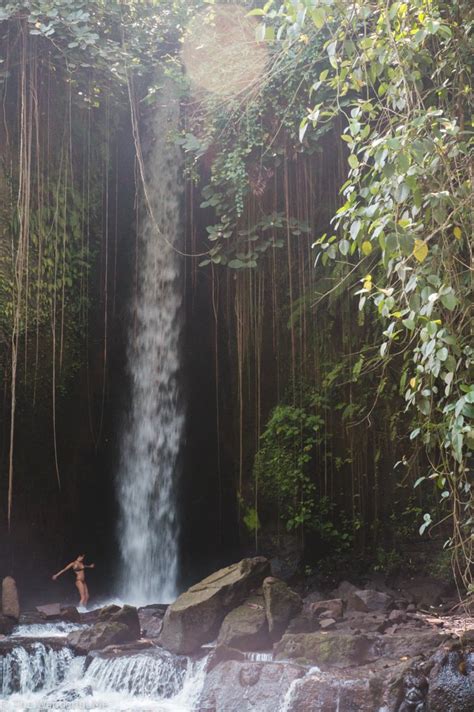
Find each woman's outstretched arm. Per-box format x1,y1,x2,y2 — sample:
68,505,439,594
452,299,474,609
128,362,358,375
52,562,74,580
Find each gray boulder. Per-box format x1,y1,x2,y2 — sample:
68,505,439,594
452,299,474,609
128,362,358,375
67,621,134,654
199,659,305,712
274,631,373,668
217,596,270,651
348,589,393,613
263,576,302,642
159,557,270,654
2,577,20,621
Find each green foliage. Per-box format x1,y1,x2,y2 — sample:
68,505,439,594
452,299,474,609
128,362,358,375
249,0,473,588
254,402,321,532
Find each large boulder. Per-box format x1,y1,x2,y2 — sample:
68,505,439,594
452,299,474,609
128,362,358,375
217,596,270,651
348,589,393,613
274,632,373,668
159,557,270,654
199,660,305,712
263,577,302,643
2,577,20,621
67,621,134,654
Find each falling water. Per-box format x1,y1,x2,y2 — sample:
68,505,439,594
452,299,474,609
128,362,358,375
117,77,184,605
1,644,209,710
0,643,74,695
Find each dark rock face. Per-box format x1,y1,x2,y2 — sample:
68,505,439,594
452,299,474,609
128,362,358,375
428,649,474,712
0,613,15,635
2,577,20,621
61,606,80,623
138,605,166,638
199,660,305,712
348,589,393,613
159,557,271,654
217,597,270,651
263,577,302,643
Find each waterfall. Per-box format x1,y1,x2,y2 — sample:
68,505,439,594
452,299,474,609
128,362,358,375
85,650,187,697
1,643,208,710
117,77,184,605
0,643,74,695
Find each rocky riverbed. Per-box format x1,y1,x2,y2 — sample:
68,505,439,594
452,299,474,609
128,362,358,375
1,558,473,710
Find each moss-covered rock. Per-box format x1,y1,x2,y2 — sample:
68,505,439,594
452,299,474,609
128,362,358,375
274,632,372,668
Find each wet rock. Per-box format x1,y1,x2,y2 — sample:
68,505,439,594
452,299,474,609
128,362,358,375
2,577,20,621
395,668,429,711
37,603,62,619
348,589,393,613
274,632,373,668
159,557,270,654
217,596,270,651
98,604,121,620
428,649,474,712
138,605,166,638
199,659,305,712
309,598,344,621
0,613,15,635
60,606,80,623
67,621,134,654
206,645,246,672
263,577,302,643
284,669,375,712
46,686,93,702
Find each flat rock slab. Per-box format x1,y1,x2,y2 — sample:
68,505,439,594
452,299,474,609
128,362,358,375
37,603,62,618
159,557,270,654
199,660,305,712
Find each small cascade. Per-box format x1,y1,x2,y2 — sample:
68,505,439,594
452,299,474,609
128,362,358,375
0,643,74,695
278,666,321,712
12,622,87,638
85,650,187,697
244,651,274,662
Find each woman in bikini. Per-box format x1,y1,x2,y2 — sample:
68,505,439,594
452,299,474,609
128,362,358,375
52,554,95,607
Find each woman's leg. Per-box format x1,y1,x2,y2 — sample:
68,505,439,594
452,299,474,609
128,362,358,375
83,583,90,606
76,580,86,606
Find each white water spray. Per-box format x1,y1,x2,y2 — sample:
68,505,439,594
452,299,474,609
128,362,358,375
117,78,184,605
